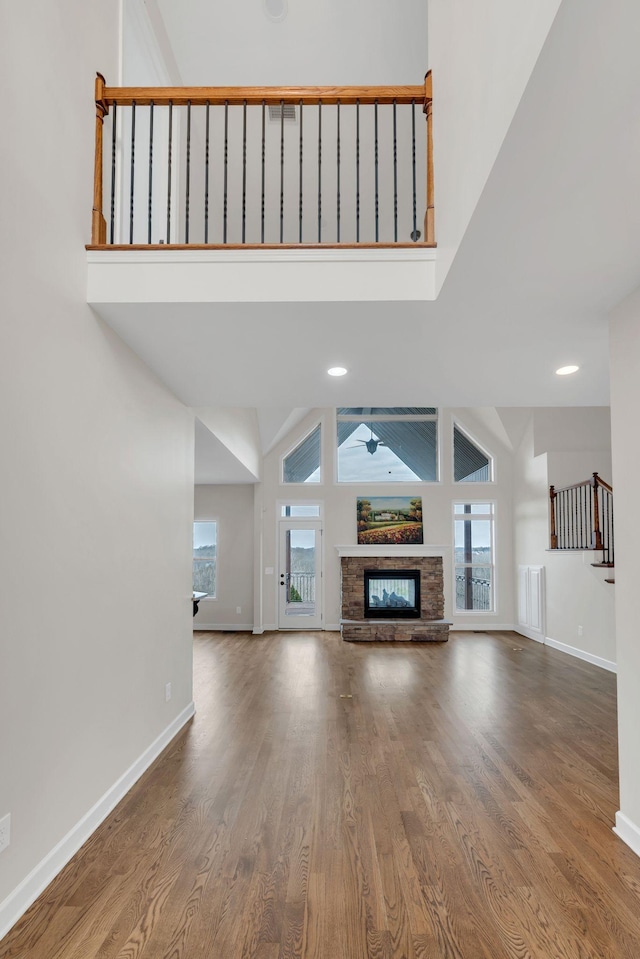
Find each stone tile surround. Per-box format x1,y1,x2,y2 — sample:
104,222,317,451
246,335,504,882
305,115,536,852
340,554,449,643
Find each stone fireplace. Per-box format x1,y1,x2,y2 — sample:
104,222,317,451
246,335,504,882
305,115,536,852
339,551,450,642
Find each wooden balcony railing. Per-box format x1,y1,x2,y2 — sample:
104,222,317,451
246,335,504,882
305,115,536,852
549,473,614,566
90,73,434,249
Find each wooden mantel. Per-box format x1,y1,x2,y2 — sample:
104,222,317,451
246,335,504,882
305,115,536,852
335,544,449,558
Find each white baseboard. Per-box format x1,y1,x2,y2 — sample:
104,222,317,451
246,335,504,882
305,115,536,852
324,623,340,632
193,623,253,632
544,636,617,673
252,625,276,635
514,624,545,644
614,811,640,859
452,622,517,633
0,702,195,941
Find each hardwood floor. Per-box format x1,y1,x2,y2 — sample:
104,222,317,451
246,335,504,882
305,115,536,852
3,630,640,958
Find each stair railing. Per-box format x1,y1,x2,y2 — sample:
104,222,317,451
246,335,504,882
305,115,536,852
89,72,434,248
549,473,614,565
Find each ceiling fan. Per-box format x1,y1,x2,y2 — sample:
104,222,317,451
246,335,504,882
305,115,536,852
347,428,386,455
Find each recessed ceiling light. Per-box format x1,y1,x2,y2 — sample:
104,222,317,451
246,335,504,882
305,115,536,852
327,366,347,377
556,365,580,376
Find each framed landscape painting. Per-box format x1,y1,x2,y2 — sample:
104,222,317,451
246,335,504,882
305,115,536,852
357,496,423,545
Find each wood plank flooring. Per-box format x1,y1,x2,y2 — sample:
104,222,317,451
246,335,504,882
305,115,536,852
3,630,640,958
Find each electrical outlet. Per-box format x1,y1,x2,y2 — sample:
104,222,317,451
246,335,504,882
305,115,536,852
0,814,11,854
236,606,242,614
578,625,584,637
165,682,172,702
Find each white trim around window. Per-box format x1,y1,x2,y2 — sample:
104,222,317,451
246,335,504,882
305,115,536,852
453,501,496,614
193,520,218,600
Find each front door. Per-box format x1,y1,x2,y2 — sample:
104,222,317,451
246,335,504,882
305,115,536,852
278,521,323,629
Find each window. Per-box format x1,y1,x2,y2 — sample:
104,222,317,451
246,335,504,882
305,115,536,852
337,408,438,482
280,504,321,517
193,522,217,598
454,424,492,482
283,425,321,483
454,503,494,611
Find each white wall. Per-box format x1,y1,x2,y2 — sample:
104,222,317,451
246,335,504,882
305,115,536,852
610,284,640,855
255,407,515,632
193,485,255,629
533,406,612,457
428,0,561,292
156,0,428,86
540,405,613,491
0,0,194,933
512,412,616,668
512,413,549,561
194,408,262,480
122,0,181,85
547,452,613,491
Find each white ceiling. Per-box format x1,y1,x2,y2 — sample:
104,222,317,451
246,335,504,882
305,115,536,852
110,0,640,479
99,292,609,409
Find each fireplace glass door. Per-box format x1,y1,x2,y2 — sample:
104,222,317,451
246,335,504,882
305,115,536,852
364,569,420,618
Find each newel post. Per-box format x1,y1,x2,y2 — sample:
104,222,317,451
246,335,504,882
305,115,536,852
92,73,109,245
423,71,435,244
549,485,558,549
591,473,603,550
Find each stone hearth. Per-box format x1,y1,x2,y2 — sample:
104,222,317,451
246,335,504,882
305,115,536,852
340,553,450,642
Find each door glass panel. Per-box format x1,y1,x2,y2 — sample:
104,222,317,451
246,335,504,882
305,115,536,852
284,528,317,617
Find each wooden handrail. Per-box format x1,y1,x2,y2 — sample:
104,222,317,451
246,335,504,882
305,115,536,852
552,479,592,492
101,82,430,108
594,475,613,493
552,472,613,495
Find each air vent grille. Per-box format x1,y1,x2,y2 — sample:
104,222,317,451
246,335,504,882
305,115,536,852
268,104,298,123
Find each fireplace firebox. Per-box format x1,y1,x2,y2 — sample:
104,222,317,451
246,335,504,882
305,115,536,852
364,569,420,619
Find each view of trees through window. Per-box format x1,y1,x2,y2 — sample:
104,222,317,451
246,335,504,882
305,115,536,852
193,522,217,598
